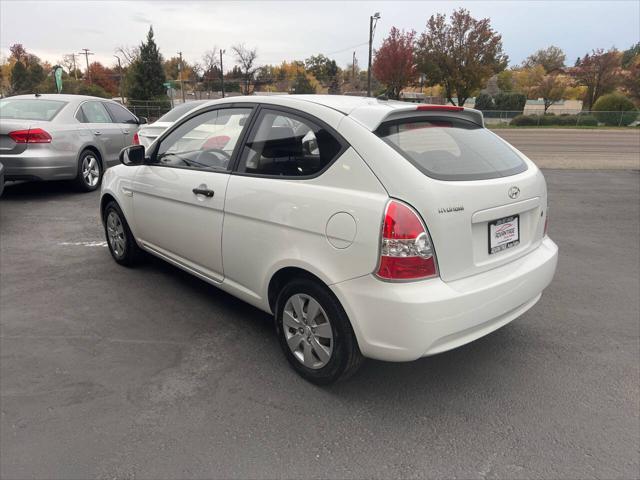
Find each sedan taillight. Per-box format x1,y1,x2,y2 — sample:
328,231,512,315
8,128,52,144
376,199,438,280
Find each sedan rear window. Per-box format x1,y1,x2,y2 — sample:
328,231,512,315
156,101,209,122
0,99,67,121
376,117,527,181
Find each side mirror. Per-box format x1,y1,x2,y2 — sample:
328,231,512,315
137,116,148,125
119,145,145,166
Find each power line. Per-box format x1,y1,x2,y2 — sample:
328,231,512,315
78,48,94,83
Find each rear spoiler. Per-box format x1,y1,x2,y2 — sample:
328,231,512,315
349,103,485,131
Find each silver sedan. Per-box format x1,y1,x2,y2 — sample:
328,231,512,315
0,94,145,191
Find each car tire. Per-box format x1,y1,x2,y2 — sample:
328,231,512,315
74,149,103,192
103,201,142,267
275,277,364,385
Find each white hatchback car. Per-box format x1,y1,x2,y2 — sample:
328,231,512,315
101,95,558,384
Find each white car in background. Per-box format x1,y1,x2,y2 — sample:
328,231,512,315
135,101,209,148
101,95,558,384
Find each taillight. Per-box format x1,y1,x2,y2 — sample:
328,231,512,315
376,199,438,280
416,105,463,112
133,132,140,145
8,128,52,144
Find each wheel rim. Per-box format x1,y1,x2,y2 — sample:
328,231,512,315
82,155,100,187
283,293,334,369
106,211,126,257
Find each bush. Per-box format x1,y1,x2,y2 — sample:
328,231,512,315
510,113,598,127
575,114,598,126
510,114,539,126
592,93,639,126
494,92,526,112
474,93,494,111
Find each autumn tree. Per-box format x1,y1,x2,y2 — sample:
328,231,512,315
523,45,566,73
416,8,508,106
512,65,545,98
201,49,222,91
8,45,46,94
372,27,416,99
535,74,567,112
232,44,258,95
87,62,118,96
571,48,621,110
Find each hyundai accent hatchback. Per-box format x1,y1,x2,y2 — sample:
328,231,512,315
101,95,558,384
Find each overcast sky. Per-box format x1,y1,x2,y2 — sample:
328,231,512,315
1,0,639,70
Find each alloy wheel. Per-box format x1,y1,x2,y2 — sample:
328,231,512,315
106,211,126,258
282,293,334,369
82,155,100,187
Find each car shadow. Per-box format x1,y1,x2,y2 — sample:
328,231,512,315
136,252,528,401
0,180,81,200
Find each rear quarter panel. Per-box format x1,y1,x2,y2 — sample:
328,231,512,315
221,147,388,312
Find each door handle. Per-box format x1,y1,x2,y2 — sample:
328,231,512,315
122,130,130,134
94,131,102,135
192,187,214,198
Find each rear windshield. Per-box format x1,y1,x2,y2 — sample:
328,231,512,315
376,117,527,181
157,101,208,122
0,99,67,121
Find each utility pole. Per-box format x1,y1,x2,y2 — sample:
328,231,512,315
67,53,79,80
219,48,225,98
352,51,356,87
178,51,186,103
114,55,124,102
367,12,381,97
78,48,94,83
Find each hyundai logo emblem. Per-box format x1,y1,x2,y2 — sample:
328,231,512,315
508,186,520,199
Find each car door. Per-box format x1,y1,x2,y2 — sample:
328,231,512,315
103,102,140,148
77,101,124,166
131,106,254,282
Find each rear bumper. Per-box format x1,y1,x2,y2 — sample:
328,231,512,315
1,151,77,181
331,237,558,362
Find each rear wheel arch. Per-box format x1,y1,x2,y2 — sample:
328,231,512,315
267,267,331,314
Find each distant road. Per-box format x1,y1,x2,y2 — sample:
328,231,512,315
493,128,640,169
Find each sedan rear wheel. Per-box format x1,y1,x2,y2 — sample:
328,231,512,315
74,150,103,191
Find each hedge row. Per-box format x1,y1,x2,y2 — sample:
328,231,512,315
510,114,599,126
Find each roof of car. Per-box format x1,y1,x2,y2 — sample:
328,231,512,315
271,95,485,130
5,94,119,104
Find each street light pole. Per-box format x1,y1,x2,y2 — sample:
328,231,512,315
114,55,124,102
220,48,225,98
178,51,185,103
367,12,380,97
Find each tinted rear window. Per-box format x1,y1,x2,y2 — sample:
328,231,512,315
157,101,208,122
0,99,67,121
376,117,527,181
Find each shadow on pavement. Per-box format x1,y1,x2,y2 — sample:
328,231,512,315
0,180,81,200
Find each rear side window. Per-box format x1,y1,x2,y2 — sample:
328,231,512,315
0,99,66,121
104,102,138,124
376,117,527,181
237,109,343,177
79,102,112,123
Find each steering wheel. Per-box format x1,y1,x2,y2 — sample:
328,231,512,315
194,148,231,169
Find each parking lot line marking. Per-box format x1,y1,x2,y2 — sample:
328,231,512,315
58,241,108,247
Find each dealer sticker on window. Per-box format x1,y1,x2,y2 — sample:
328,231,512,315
489,215,520,254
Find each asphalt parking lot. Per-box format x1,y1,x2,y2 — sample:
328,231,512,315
1,166,639,478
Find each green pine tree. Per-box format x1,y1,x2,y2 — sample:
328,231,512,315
127,26,167,100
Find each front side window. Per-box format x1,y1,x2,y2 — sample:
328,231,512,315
237,109,343,177
376,117,527,181
0,99,66,121
104,102,138,124
154,107,251,172
80,101,112,123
